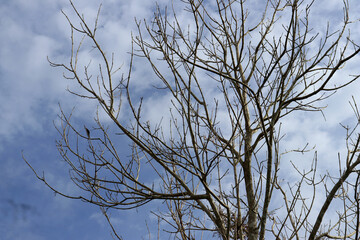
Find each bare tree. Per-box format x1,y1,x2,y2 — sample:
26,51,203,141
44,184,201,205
25,0,360,239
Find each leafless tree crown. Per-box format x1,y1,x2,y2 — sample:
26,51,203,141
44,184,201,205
25,0,360,239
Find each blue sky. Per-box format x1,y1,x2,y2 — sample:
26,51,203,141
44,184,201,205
0,1,162,239
1,0,360,239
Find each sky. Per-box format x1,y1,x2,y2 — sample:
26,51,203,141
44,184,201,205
1,0,360,239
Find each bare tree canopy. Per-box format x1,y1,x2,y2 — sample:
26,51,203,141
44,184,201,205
25,0,360,239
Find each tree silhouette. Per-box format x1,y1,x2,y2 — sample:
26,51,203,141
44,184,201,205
25,0,360,239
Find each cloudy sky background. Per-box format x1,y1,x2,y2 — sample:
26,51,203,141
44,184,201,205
1,0,360,239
